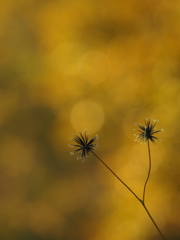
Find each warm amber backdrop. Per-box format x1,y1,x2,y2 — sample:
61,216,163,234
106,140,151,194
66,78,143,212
0,1,180,239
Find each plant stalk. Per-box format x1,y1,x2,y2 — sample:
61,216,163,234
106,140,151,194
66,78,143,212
91,151,141,202
91,151,166,240
143,140,151,203
141,202,166,240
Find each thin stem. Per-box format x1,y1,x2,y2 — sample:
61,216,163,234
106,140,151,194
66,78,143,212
91,150,166,240
143,140,151,203
142,203,166,240
91,151,141,203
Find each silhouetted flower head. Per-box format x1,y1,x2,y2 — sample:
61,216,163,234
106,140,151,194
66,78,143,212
134,119,163,143
69,131,98,161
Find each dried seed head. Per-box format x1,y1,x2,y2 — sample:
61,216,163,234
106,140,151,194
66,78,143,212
69,131,98,161
134,119,163,143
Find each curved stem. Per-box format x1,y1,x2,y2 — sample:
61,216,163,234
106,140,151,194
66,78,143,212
91,151,141,203
143,140,151,203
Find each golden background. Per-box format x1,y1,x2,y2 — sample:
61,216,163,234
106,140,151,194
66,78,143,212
0,0,180,239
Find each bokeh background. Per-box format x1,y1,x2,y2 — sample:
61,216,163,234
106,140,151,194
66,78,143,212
0,0,180,239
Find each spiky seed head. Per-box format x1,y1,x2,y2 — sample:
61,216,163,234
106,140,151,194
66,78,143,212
69,131,98,161
134,119,163,143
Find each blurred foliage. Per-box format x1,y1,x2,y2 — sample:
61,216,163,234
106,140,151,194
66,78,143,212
0,0,180,239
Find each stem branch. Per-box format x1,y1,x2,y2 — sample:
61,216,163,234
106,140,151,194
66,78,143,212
91,150,166,240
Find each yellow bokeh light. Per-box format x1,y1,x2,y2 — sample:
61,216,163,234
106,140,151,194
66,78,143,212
78,50,111,84
153,104,179,138
1,0,180,239
152,58,180,90
70,100,104,133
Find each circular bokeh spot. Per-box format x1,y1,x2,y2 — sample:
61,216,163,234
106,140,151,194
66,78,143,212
152,58,180,90
70,100,104,133
153,104,179,138
78,51,111,84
